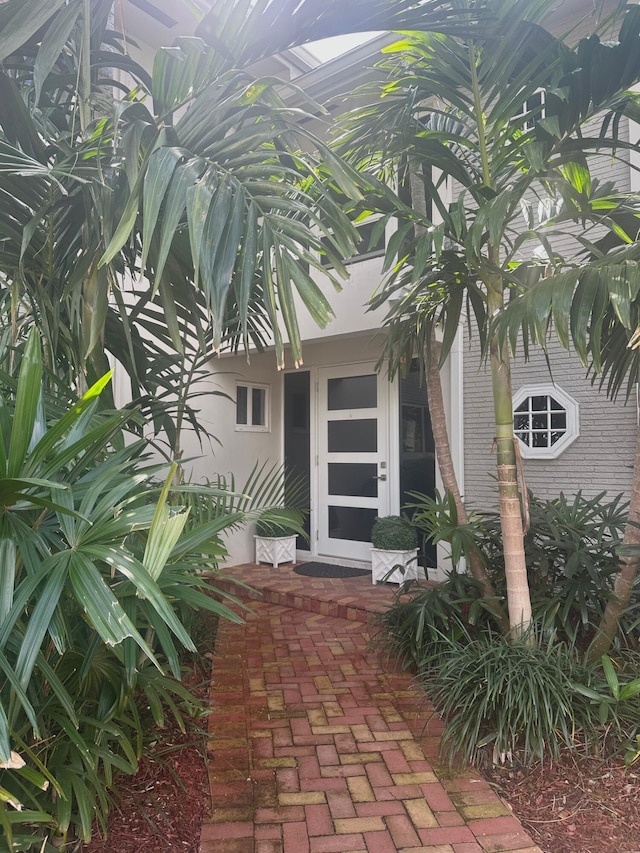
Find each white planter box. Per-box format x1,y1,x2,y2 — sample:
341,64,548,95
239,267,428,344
371,548,423,585
254,535,297,568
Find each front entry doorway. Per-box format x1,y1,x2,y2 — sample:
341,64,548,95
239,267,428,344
317,364,390,561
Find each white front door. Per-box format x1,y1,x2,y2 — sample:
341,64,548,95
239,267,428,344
317,364,390,561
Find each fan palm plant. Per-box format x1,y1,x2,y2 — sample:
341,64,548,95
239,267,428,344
337,0,640,636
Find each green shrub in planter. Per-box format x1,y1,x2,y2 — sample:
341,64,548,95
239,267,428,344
371,515,418,551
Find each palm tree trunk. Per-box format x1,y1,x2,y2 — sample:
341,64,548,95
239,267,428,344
425,331,506,619
487,274,532,637
588,423,640,661
80,0,92,134
408,158,506,626
465,41,531,636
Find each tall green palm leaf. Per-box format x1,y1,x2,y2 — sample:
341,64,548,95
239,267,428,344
0,0,501,420
196,0,489,66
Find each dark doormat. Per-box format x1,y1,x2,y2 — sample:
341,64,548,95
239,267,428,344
294,562,371,578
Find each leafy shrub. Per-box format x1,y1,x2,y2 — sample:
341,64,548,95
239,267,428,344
421,633,602,766
371,515,418,551
374,572,502,669
485,492,631,644
408,489,487,568
409,489,636,646
572,653,640,761
379,490,640,769
0,330,243,850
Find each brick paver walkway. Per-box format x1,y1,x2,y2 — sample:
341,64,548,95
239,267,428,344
201,568,542,853
215,561,417,623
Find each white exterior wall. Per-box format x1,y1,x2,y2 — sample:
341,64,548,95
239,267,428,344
178,351,284,566
180,323,462,574
180,332,389,567
296,256,388,342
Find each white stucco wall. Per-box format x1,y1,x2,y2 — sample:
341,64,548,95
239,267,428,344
296,255,389,343
179,326,463,574
179,333,386,566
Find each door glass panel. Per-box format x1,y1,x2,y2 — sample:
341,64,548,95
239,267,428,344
328,506,377,542
284,372,311,547
328,463,377,497
328,419,377,452
328,375,377,410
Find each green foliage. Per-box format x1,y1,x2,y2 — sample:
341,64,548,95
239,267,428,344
371,515,418,551
204,0,485,68
342,0,640,378
377,490,640,768
0,0,378,401
340,0,640,641
374,572,502,670
256,514,300,538
482,492,633,645
0,332,245,850
571,653,640,759
421,633,603,767
408,490,487,567
409,489,636,646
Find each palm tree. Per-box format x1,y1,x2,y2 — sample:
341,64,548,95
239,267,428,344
0,0,479,411
497,198,640,658
0,0,359,405
337,0,640,635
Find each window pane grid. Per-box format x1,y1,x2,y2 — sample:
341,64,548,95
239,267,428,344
513,395,567,449
236,383,269,431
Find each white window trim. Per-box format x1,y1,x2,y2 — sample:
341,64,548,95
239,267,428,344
235,382,270,433
513,383,579,460
512,88,545,131
319,215,386,269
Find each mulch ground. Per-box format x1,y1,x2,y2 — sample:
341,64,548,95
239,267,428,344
81,668,210,853
485,751,640,853
82,694,640,853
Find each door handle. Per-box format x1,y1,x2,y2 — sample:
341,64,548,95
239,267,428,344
374,474,387,481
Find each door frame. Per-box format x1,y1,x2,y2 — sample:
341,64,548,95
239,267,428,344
282,331,464,575
310,361,400,563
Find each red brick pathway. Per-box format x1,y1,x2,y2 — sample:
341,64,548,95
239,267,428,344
201,569,542,853
214,561,433,623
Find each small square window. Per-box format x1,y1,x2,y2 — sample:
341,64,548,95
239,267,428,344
512,89,545,131
236,383,269,432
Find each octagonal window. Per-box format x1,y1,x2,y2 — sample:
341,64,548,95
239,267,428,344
513,385,579,459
